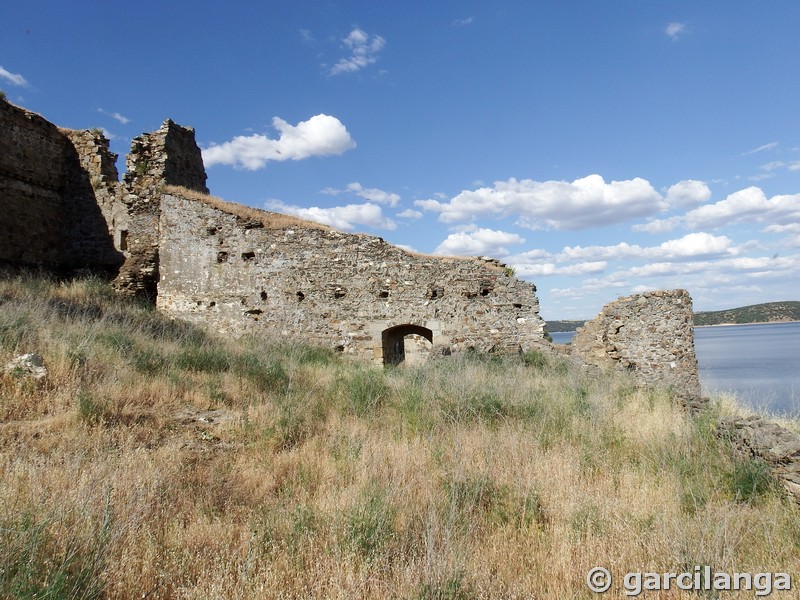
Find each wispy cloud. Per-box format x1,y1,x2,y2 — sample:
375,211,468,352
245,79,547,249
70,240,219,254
203,114,356,170
330,28,386,75
0,65,29,87
452,17,474,27
742,141,779,156
322,182,400,207
665,22,686,40
98,108,131,125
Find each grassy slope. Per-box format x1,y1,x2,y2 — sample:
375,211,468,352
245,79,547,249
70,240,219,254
1,275,798,598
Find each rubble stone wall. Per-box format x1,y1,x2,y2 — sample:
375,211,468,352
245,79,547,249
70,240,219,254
719,415,800,503
0,98,207,298
2,98,705,385
571,289,702,405
157,193,546,362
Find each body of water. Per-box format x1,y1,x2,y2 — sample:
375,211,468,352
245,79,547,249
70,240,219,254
549,322,800,415
695,322,800,415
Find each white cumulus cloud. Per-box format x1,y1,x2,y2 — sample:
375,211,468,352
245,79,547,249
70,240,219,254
330,28,386,75
397,209,423,219
416,174,664,230
433,228,525,257
203,114,356,170
637,187,800,231
0,66,29,87
664,180,711,208
266,200,395,232
684,187,800,229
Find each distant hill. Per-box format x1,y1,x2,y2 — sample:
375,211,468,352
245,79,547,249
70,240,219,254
693,301,800,326
545,320,586,332
547,301,800,332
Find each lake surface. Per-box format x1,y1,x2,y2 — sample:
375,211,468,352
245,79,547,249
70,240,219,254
550,323,800,415
694,322,800,415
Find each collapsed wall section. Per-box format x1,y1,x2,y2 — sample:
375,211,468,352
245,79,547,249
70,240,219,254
571,289,701,405
157,193,546,362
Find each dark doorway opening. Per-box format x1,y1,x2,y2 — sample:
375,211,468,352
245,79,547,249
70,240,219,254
381,324,433,366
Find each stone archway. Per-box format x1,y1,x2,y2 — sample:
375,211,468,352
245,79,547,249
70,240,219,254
381,324,434,366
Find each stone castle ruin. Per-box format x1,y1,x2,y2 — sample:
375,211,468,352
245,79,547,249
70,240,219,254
0,97,699,395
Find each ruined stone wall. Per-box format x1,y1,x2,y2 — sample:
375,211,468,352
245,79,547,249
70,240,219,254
157,193,546,362
124,119,208,194
0,98,121,272
1,99,209,297
571,289,701,404
719,415,800,503
115,120,210,299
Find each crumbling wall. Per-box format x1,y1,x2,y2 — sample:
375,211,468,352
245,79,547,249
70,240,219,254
719,415,800,503
571,289,701,405
0,98,122,273
0,98,209,298
157,193,546,362
114,120,209,299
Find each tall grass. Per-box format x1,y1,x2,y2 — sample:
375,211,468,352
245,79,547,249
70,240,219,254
1,274,798,598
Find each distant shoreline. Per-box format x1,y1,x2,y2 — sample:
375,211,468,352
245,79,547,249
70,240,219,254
694,320,800,328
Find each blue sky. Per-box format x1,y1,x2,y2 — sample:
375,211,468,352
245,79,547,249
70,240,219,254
3,1,799,319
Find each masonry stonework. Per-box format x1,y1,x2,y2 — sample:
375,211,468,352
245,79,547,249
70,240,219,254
570,289,702,406
0,99,122,272
157,193,546,362
1,97,703,393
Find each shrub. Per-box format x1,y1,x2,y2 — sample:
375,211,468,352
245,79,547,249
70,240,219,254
343,486,397,561
346,368,389,416
727,457,778,504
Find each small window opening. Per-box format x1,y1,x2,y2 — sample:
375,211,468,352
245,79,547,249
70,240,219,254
260,290,268,301
334,345,345,353
241,251,256,261
209,301,216,307
119,229,128,252
217,251,228,263
206,227,217,236
296,291,305,302
427,286,444,300
378,290,390,299
334,289,346,299
245,308,263,315
513,303,523,309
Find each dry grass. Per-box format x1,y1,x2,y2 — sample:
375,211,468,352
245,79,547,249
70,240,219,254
1,274,798,598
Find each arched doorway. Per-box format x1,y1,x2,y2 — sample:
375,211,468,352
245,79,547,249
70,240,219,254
381,324,433,366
